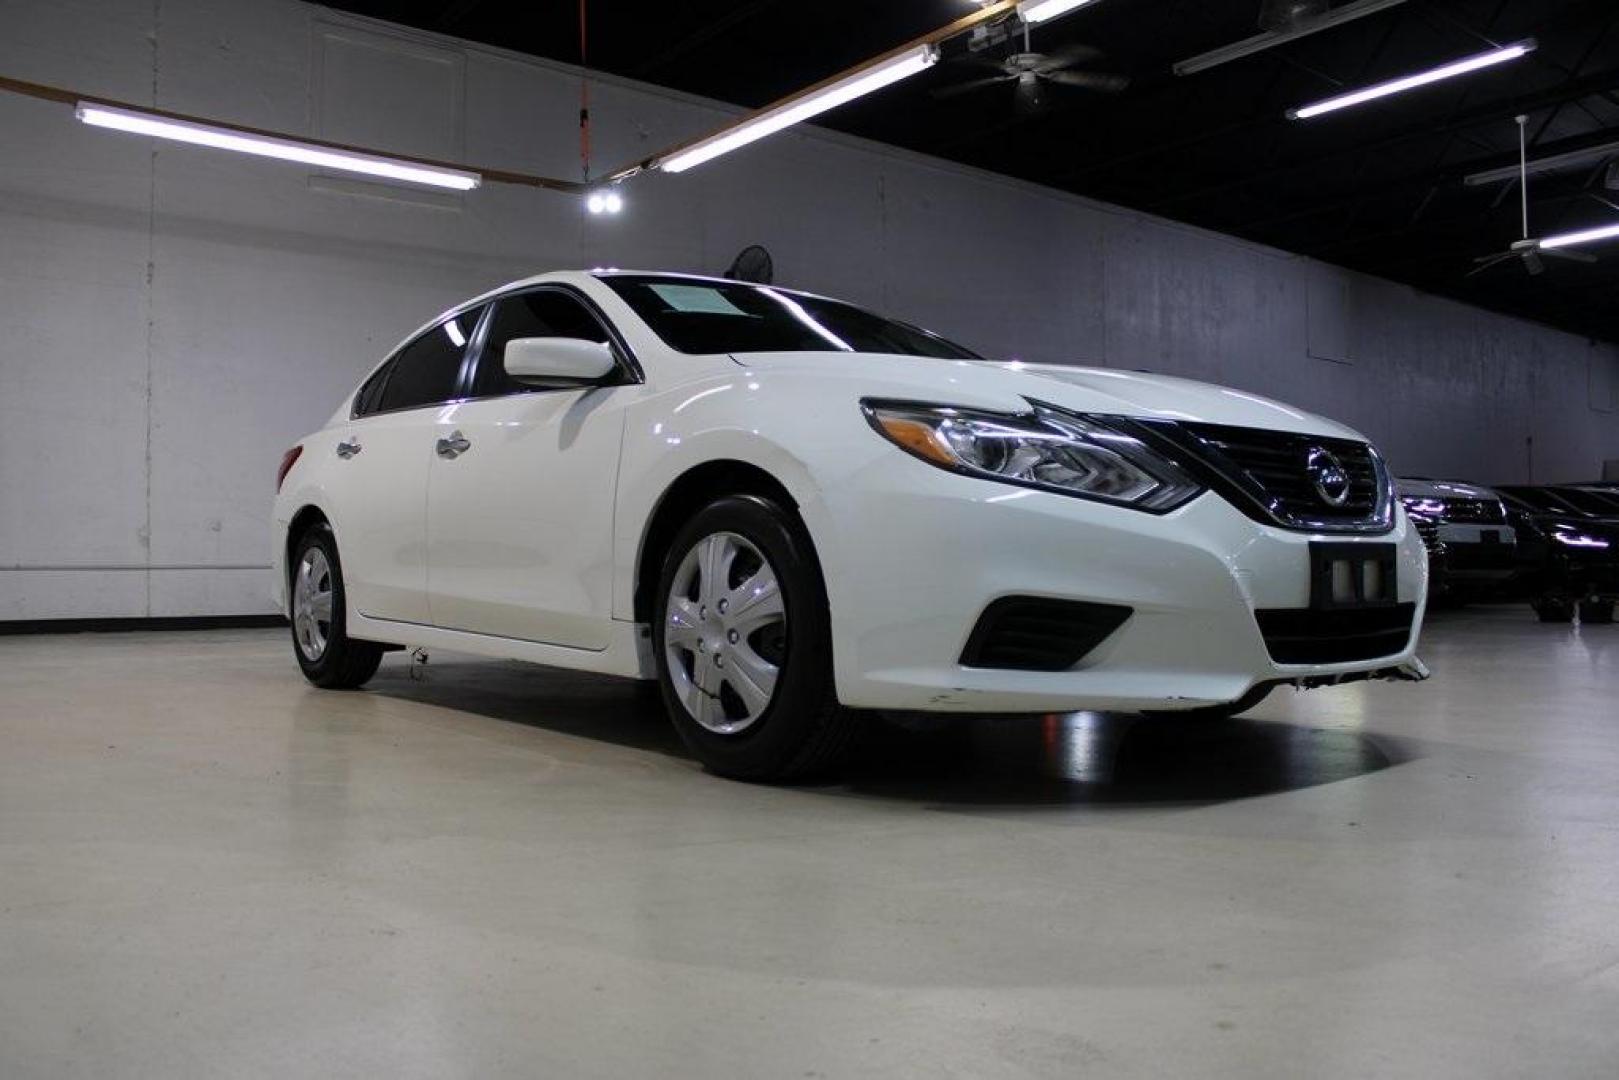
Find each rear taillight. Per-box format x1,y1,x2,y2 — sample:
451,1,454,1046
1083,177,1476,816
276,445,304,492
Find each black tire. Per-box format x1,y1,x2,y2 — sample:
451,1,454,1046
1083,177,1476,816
289,524,384,689
1534,596,1576,624
652,495,857,781
1143,682,1275,721
1578,599,1615,625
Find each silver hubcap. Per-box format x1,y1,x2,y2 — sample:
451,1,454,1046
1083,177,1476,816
664,531,787,735
292,548,335,661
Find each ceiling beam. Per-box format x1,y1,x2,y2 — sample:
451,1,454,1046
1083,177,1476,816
0,73,589,193
601,0,1023,181
1173,0,1412,77
1137,64,1619,216
1465,132,1619,186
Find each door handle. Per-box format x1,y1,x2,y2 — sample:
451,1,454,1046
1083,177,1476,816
436,431,472,459
336,439,362,459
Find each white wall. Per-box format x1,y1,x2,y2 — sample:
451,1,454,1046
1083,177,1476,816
2,0,1617,619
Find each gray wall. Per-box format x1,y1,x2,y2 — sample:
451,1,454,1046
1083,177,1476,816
3,0,1617,620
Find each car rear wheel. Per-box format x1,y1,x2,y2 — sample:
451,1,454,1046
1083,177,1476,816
1533,596,1576,624
290,525,384,689
652,495,857,781
1578,598,1615,625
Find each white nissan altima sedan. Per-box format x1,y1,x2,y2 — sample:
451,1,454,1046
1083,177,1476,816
273,270,1428,779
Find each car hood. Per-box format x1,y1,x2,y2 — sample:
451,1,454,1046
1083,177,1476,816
1397,478,1501,501
727,352,1365,440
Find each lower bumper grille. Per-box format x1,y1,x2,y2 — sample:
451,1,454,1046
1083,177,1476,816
1254,603,1417,665
960,597,1133,672
1446,543,1517,574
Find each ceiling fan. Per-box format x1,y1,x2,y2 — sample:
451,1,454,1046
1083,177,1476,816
932,29,1128,115
1470,115,1600,278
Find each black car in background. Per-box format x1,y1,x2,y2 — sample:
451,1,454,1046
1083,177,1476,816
1495,486,1619,624
1397,478,1516,600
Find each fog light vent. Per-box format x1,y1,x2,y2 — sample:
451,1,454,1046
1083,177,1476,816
959,597,1133,672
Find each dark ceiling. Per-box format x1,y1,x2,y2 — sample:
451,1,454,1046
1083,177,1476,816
324,0,1619,343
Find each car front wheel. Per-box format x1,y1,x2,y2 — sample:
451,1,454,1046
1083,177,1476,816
652,495,856,781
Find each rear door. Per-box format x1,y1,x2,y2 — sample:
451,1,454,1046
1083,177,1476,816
323,306,484,625
424,287,634,647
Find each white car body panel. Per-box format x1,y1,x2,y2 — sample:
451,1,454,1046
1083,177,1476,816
273,270,1427,713
311,412,433,624
425,390,627,648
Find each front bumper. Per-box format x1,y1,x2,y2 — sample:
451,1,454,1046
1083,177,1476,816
1438,524,1517,581
809,469,1428,713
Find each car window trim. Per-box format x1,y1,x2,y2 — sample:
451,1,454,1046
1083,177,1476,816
459,283,644,404
350,304,490,421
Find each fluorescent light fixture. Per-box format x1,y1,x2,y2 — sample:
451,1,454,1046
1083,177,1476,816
1539,222,1619,250
657,44,938,173
1286,40,1535,120
75,103,481,191
1176,0,1410,77
1017,0,1102,23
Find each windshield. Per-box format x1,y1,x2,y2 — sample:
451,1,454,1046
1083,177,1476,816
1553,488,1619,516
1500,487,1585,516
600,275,980,359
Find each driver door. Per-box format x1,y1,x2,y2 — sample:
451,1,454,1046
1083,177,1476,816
424,288,633,648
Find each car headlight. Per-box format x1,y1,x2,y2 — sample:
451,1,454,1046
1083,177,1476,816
1550,527,1611,549
1402,497,1446,517
862,400,1204,512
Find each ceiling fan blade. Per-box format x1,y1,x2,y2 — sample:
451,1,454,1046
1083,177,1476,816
932,74,1016,100
1523,251,1546,276
1544,247,1598,264
1031,43,1104,73
1043,70,1130,92
955,54,1015,74
1467,253,1516,277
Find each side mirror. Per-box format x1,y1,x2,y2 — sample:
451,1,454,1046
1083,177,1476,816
503,337,617,386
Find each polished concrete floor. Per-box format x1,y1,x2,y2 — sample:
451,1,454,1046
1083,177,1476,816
1,607,1616,1079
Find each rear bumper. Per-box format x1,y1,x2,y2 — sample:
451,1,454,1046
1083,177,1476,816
807,468,1428,713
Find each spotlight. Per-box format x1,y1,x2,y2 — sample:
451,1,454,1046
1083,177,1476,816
586,190,624,215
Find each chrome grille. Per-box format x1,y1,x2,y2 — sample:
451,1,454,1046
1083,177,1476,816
1408,514,1442,554
1438,497,1507,524
1153,421,1395,534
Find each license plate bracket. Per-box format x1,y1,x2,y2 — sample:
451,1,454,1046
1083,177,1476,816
1309,542,1398,611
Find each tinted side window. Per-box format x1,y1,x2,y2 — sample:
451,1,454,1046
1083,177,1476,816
474,290,612,398
376,307,483,413
353,360,393,418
